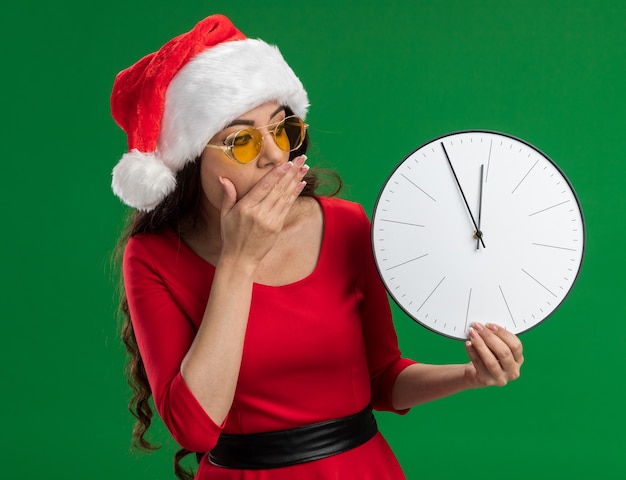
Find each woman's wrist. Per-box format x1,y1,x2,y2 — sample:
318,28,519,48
215,253,259,280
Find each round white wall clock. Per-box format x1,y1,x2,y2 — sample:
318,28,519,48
372,130,585,341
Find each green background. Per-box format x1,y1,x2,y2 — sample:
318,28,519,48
2,1,624,478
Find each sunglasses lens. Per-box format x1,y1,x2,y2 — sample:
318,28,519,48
274,117,305,153
231,128,263,163
223,117,306,163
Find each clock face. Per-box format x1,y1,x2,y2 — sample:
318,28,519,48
372,131,585,340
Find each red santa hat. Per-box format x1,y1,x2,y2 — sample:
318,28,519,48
110,14,309,211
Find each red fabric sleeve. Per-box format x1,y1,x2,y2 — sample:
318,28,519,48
352,203,417,414
123,237,224,452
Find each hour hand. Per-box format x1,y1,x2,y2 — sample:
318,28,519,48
475,164,485,250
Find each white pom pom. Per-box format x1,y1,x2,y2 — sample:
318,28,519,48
111,149,177,211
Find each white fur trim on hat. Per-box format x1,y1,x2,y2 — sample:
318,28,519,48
111,149,177,211
158,38,309,170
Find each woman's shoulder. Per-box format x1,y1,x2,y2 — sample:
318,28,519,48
126,228,178,254
317,196,368,223
124,228,196,269
316,196,371,251
123,228,212,293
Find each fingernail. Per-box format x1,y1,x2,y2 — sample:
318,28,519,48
280,161,293,172
487,323,499,332
299,164,310,175
469,327,477,339
294,155,307,167
297,180,307,192
473,322,484,331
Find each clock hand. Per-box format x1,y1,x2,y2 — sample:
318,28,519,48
476,164,485,250
440,143,486,248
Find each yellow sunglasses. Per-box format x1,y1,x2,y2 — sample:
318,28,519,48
205,115,308,164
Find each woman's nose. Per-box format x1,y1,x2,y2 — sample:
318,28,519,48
256,131,288,167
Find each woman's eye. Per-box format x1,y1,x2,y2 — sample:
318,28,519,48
274,123,286,137
233,133,253,146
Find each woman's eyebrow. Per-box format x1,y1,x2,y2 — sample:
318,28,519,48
224,106,286,128
224,118,254,128
269,105,286,118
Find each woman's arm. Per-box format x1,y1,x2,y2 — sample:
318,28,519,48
391,322,524,410
180,157,308,425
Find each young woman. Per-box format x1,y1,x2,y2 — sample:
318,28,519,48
112,14,524,480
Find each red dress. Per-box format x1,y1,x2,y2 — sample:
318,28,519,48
123,196,417,479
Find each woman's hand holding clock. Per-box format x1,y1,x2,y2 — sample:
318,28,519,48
390,321,524,409
464,322,524,388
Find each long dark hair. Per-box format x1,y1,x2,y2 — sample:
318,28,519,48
114,119,341,480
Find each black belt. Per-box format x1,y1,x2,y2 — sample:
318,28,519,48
209,405,378,469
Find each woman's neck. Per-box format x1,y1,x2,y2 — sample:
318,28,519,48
181,196,322,282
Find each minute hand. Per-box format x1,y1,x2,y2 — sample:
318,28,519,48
440,142,486,248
